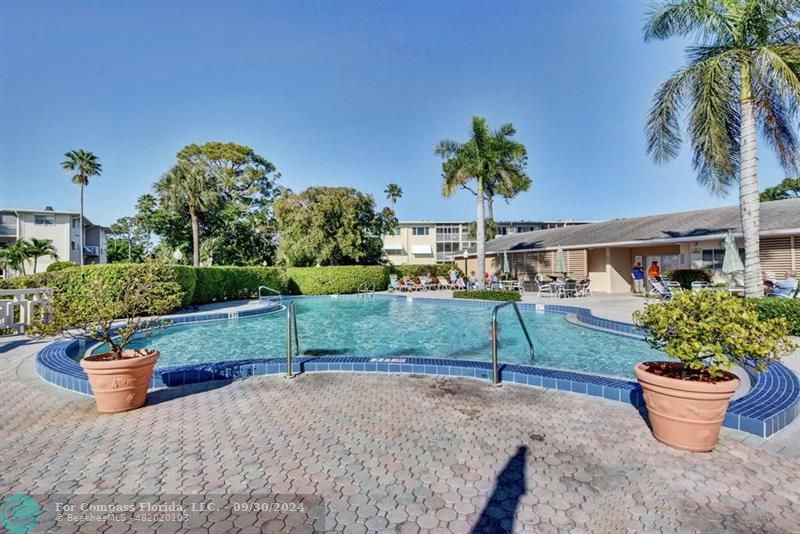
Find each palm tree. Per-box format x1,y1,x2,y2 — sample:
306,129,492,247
760,176,800,201
61,149,102,267
644,0,800,297
384,183,403,206
155,158,220,266
435,116,529,289
1,241,31,276
25,238,58,273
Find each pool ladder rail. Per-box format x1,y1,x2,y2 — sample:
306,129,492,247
258,285,282,305
491,301,535,386
357,282,376,297
285,300,300,378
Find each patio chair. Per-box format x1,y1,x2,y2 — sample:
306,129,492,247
576,278,591,297
420,275,437,291
535,274,557,298
559,280,578,298
691,281,710,292
437,277,452,290
388,275,401,293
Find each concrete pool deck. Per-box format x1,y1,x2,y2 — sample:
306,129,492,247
1,337,799,532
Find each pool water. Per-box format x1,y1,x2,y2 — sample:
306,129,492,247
94,298,662,379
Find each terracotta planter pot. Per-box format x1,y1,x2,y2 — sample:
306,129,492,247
80,349,159,413
634,362,740,452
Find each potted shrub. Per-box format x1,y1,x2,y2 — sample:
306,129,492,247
633,290,794,452
33,263,182,413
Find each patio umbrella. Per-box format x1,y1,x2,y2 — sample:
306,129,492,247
502,251,510,274
722,231,744,275
554,247,567,275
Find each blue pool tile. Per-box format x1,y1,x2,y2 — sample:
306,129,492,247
556,379,571,391
739,416,763,437
603,387,621,401
541,377,556,389
587,383,603,397
571,381,587,394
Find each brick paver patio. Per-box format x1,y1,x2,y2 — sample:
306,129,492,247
2,340,799,533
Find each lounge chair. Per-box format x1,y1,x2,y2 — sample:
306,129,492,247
437,277,452,290
664,280,683,294
691,281,710,292
388,276,401,292
649,279,672,300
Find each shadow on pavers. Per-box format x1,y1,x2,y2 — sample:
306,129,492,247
472,445,528,534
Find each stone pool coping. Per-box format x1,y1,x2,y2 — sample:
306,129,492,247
35,294,799,438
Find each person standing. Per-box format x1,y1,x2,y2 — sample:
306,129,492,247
647,260,661,281
631,262,645,294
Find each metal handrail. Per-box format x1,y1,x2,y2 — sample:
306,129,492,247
286,300,300,378
491,301,535,386
259,285,282,304
357,282,375,296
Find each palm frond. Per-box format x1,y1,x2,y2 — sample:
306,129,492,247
644,0,733,43
687,52,740,194
646,66,695,163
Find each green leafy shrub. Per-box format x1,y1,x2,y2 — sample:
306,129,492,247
453,290,521,302
286,266,389,294
633,290,795,377
664,269,712,289
31,262,182,357
749,298,800,336
391,264,462,278
0,264,194,312
192,267,287,304
46,261,78,272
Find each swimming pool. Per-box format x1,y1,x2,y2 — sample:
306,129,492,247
92,297,661,379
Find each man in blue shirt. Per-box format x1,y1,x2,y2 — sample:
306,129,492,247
772,271,798,297
631,262,645,294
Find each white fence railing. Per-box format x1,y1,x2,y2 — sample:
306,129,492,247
0,288,53,334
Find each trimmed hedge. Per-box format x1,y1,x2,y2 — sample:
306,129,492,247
286,266,389,295
46,261,78,272
391,264,462,278
2,263,474,308
0,264,193,315
665,269,712,289
749,298,800,336
191,267,287,304
453,290,521,302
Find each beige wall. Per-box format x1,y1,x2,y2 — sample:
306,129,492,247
587,248,609,292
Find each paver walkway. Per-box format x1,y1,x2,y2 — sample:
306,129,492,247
1,341,799,533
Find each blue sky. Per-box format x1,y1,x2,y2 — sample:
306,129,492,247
0,1,791,227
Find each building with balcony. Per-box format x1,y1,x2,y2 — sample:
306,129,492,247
0,207,109,276
381,219,590,265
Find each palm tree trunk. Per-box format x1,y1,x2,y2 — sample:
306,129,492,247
486,193,494,222
740,82,762,298
33,257,38,274
79,184,85,267
190,207,200,267
476,177,486,289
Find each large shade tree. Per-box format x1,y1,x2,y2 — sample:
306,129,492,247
644,0,800,297
435,116,528,288
274,186,397,266
61,149,102,266
144,142,282,266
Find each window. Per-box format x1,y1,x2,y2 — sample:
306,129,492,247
72,218,78,229
71,241,76,251
435,225,460,241
412,226,430,236
34,214,55,225
701,248,745,269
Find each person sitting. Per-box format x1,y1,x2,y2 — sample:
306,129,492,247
455,276,466,289
771,271,798,298
491,273,500,289
484,271,491,287
468,271,477,290
764,279,776,295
